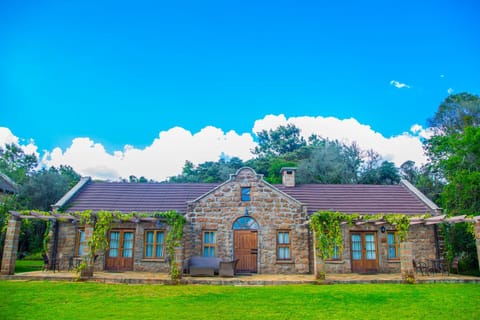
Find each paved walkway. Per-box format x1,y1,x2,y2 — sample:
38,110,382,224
2,271,479,285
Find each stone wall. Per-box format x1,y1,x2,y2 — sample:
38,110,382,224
0,218,21,275
132,221,170,273
184,168,310,274
324,223,437,274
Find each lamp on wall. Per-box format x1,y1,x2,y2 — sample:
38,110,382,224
380,226,386,233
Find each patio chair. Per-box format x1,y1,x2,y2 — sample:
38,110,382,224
219,259,239,277
412,259,428,276
450,256,460,275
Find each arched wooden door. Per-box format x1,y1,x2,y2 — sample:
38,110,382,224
233,217,259,273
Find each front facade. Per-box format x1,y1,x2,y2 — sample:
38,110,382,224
34,167,443,275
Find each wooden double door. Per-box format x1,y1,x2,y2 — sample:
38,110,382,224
234,230,258,273
350,232,379,274
105,229,135,271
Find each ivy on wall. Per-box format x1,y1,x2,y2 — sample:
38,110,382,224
14,209,186,281
309,210,429,261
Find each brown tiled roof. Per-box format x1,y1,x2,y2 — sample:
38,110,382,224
60,179,438,216
275,184,437,215
63,181,220,214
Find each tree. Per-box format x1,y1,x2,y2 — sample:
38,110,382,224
0,143,38,184
424,92,480,272
253,124,306,157
427,92,480,135
297,140,360,184
359,161,400,185
399,160,419,184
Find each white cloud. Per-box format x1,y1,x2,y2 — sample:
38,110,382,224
42,127,256,181
0,127,39,159
389,80,411,89
254,115,428,166
447,88,454,95
3,115,428,181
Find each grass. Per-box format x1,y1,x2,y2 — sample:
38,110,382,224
14,259,44,273
0,281,478,319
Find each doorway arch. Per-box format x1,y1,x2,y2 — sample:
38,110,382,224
233,216,259,273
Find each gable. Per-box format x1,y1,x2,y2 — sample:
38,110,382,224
187,167,304,211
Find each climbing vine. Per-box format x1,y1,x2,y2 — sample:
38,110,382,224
310,211,429,261
153,210,186,281
310,211,358,260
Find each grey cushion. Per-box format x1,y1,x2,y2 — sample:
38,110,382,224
187,256,222,273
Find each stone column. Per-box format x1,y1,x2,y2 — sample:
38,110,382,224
82,224,94,261
312,230,326,279
1,217,22,275
174,245,184,279
400,241,414,280
474,222,480,272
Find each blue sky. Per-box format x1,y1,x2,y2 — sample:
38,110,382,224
1,1,479,180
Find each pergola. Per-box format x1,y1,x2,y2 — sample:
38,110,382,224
2,210,480,276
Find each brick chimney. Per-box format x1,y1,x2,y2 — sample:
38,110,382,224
280,167,297,187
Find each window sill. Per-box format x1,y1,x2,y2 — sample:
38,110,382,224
276,260,294,264
141,258,166,262
326,260,345,264
387,259,400,263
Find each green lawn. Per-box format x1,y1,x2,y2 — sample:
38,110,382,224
0,281,478,319
14,259,44,273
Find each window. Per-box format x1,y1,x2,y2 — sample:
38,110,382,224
144,230,165,259
241,187,251,201
233,216,258,230
387,232,400,259
277,231,291,260
75,229,86,256
327,245,340,260
203,231,216,257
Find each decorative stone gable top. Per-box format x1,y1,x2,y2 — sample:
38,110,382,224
187,167,304,208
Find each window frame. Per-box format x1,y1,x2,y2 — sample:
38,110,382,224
202,230,216,257
326,245,341,261
387,231,400,260
241,187,251,201
144,229,165,259
276,230,292,261
75,228,87,256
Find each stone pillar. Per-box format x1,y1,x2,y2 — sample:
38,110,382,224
1,217,22,275
82,225,94,261
400,241,414,280
312,230,326,279
474,222,480,272
174,245,184,279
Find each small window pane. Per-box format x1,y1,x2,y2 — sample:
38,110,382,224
241,187,251,201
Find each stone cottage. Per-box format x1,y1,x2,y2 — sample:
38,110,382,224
2,167,452,276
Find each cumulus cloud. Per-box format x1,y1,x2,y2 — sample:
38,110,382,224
3,115,428,181
389,80,411,89
447,88,454,95
42,127,256,181
0,127,39,159
253,115,427,166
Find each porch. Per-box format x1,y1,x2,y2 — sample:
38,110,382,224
1,270,479,285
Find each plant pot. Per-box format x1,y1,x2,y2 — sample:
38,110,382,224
80,265,94,277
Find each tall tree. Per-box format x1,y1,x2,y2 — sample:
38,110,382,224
0,143,38,184
253,124,307,157
424,92,480,271
428,92,480,135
